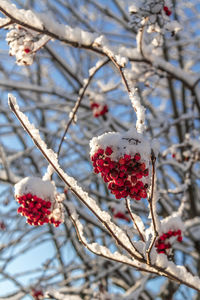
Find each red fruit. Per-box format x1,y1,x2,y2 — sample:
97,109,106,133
120,165,127,172
110,169,118,179
103,167,110,174
24,48,31,53
177,236,183,242
29,202,35,208
124,154,131,161
136,181,144,188
26,193,32,199
167,230,173,237
94,167,99,174
97,148,104,155
120,190,128,198
97,166,104,172
119,171,125,178
124,180,131,187
104,157,111,164
139,190,147,198
140,163,146,171
136,172,143,179
114,178,124,186
134,153,141,161
119,158,125,165
46,201,51,208
105,147,113,156
131,175,137,184
130,186,138,194
91,103,99,109
96,159,104,166
163,6,172,16
17,207,23,213
114,211,130,222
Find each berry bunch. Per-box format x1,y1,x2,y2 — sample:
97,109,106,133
91,147,149,200
6,25,36,65
31,288,44,300
113,210,130,222
155,229,183,255
163,6,172,16
15,177,64,227
90,102,108,117
16,193,61,227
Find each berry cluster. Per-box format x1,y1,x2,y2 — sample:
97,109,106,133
155,229,183,255
91,147,149,200
113,210,130,222
90,102,108,117
6,25,35,65
163,6,172,16
31,288,44,300
16,193,61,227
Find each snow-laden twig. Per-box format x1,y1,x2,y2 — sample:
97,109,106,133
126,198,145,242
146,151,158,264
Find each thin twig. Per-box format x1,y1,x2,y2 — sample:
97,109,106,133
138,17,148,58
146,150,158,264
125,198,145,242
0,19,13,29
57,58,109,156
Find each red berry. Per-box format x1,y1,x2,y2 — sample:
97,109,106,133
110,169,118,179
24,48,31,53
177,236,183,242
105,147,113,156
134,153,141,161
119,158,125,165
131,175,137,184
17,207,23,213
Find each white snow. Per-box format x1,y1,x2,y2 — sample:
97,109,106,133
14,176,55,200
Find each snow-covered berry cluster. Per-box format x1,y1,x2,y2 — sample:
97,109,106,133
15,177,64,227
129,0,172,29
91,148,149,200
155,229,182,255
90,129,153,200
31,288,44,300
6,25,36,66
90,102,108,118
